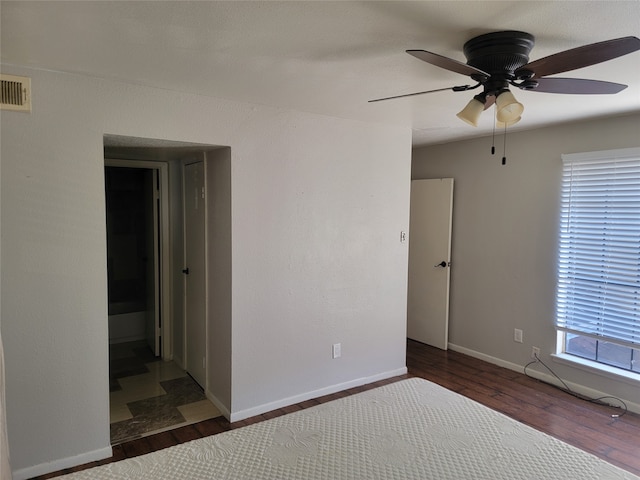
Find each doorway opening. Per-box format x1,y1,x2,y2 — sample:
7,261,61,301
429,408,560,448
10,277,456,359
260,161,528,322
103,135,228,444
105,161,220,444
105,160,220,445
105,166,160,354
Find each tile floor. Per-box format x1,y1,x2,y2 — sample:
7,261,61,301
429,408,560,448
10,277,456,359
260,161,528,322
109,340,221,445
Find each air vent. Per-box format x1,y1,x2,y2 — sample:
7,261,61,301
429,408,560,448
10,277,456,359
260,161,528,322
1,74,31,112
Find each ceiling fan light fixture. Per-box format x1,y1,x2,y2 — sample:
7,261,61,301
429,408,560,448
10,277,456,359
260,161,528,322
496,89,524,123
456,95,485,127
496,116,521,128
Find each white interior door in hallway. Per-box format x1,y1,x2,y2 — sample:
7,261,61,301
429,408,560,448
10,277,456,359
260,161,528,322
183,161,207,388
407,178,454,350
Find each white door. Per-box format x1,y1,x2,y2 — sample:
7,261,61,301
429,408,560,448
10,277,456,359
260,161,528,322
407,178,454,350
184,161,207,388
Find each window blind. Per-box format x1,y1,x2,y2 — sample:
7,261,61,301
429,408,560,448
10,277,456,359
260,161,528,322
557,148,640,349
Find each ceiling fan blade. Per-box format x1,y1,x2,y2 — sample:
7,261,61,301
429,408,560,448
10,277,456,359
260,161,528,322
527,77,628,94
368,85,471,103
517,36,640,78
407,50,490,78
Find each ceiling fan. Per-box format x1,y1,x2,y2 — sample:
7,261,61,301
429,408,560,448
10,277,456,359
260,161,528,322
370,31,640,127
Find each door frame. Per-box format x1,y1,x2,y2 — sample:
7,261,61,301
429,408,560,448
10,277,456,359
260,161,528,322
105,158,172,360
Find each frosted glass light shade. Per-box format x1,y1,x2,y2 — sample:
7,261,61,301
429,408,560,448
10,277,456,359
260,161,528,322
456,98,484,126
496,116,521,128
496,90,524,123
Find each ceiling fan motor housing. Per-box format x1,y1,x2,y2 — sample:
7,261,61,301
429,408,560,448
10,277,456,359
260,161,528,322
463,31,536,90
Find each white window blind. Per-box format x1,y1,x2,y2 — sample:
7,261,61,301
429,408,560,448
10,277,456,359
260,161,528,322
557,148,640,349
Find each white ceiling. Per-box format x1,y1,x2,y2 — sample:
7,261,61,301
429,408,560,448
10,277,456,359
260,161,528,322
2,1,639,147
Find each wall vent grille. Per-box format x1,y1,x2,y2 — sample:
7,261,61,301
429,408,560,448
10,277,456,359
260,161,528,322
1,74,31,112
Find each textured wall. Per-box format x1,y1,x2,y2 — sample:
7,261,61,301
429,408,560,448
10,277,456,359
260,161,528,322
412,113,640,411
0,66,411,478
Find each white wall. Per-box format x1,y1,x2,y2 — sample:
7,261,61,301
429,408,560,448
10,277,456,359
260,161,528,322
206,148,232,413
0,66,411,478
229,109,411,419
412,112,640,409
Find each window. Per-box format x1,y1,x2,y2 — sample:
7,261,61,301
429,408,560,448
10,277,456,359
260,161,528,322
556,148,640,374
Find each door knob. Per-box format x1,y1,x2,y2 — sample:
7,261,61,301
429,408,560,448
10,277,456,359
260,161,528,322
182,268,190,274
434,261,448,268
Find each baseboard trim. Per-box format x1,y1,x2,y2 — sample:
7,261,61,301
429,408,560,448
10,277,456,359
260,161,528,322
229,367,408,423
447,343,640,415
447,343,524,372
205,390,231,421
12,446,113,480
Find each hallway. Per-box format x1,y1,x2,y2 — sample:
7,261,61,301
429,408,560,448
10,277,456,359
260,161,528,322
109,341,220,445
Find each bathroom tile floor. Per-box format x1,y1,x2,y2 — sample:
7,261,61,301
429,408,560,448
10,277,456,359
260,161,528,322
109,341,221,445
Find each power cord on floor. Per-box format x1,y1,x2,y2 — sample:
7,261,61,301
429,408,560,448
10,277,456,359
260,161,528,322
524,353,628,418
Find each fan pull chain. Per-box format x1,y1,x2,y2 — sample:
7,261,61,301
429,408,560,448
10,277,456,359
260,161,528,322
502,123,507,165
491,114,496,155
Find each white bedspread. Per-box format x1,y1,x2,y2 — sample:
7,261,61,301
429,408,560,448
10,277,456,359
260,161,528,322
59,378,639,479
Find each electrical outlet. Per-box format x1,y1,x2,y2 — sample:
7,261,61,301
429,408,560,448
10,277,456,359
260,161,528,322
514,329,523,343
532,346,540,359
332,343,341,359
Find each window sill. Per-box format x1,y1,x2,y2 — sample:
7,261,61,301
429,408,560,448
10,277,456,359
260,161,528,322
551,353,640,388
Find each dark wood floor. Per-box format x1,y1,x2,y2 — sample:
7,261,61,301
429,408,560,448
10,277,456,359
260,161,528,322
33,339,640,479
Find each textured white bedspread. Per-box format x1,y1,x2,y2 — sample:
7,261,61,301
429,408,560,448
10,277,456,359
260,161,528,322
60,378,638,479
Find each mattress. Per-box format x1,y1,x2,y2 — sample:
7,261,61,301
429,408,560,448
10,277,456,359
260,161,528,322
59,378,639,479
